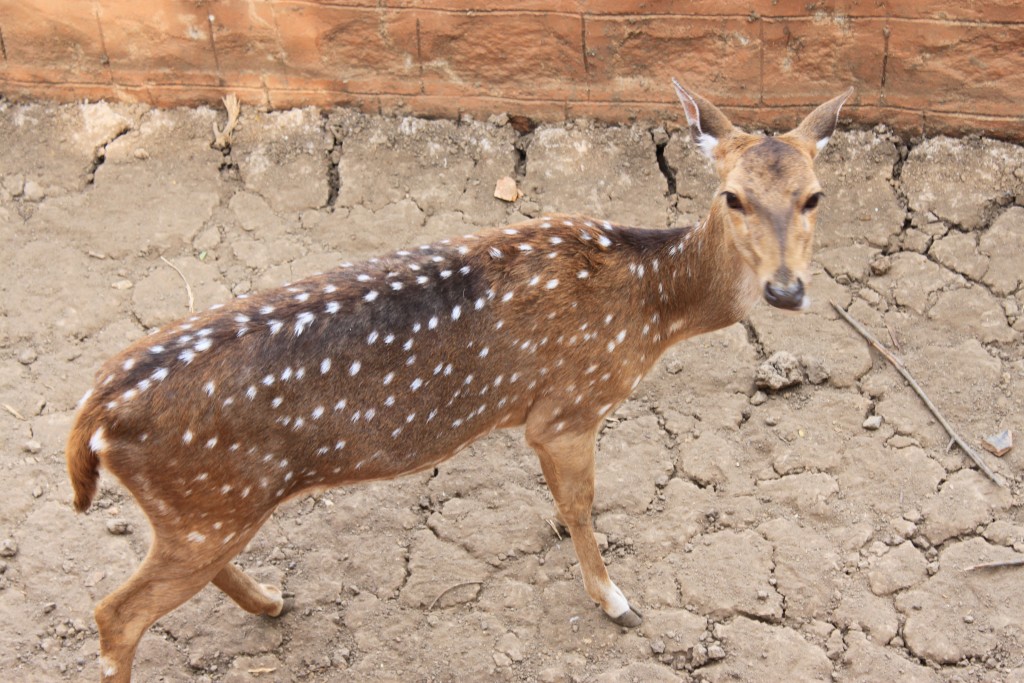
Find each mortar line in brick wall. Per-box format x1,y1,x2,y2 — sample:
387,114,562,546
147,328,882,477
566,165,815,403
879,15,1024,26
91,0,113,84
880,25,890,96
275,3,1024,26
415,17,425,94
580,14,590,80
279,1,578,19
205,12,224,85
757,18,764,106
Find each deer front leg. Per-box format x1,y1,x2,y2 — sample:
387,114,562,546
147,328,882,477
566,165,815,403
525,410,642,627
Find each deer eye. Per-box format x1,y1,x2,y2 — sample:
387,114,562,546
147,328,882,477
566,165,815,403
802,192,824,212
722,191,744,211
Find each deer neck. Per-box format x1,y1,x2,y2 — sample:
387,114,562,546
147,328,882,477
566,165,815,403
650,207,761,346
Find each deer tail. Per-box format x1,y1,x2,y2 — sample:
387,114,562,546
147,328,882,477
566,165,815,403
65,414,104,513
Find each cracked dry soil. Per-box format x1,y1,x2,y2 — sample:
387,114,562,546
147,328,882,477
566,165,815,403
0,100,1022,682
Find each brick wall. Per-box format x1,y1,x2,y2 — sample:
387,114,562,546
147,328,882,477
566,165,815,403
2,1,1023,139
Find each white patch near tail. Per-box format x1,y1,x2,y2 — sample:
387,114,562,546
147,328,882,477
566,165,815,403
77,388,93,408
89,427,108,454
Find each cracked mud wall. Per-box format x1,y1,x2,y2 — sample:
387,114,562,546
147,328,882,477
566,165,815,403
0,100,1022,681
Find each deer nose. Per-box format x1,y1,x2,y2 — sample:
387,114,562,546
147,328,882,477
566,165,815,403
764,279,806,311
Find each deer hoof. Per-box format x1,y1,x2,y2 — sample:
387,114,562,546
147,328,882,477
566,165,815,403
275,590,296,617
609,605,643,628
262,586,294,618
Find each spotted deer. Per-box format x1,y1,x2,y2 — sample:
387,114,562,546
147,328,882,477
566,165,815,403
66,81,851,681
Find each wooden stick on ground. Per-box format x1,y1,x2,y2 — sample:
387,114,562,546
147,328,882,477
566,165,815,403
830,301,1004,487
965,557,1024,571
161,256,195,313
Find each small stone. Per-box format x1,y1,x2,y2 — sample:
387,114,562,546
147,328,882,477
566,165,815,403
111,279,134,290
3,174,24,197
891,518,916,539
887,434,919,449
23,180,46,201
32,485,43,499
487,112,509,127
754,351,804,391
863,415,883,430
42,602,56,614
981,429,1012,457
903,508,922,523
17,348,38,365
801,355,829,385
750,390,768,406
869,254,891,275
492,652,512,667
707,643,726,660
963,614,975,623
826,628,845,660
0,539,17,558
105,519,131,535
426,614,439,627
765,416,779,426
133,148,150,160
23,440,42,454
651,639,666,654
493,176,523,203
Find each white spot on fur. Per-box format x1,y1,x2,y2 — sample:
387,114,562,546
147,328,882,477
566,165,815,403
89,427,108,453
187,531,206,544
294,311,315,335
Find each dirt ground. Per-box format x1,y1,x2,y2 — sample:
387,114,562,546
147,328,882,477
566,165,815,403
0,99,1022,683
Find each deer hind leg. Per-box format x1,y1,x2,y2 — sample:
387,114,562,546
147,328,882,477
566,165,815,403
525,412,643,628
212,562,292,617
93,524,266,682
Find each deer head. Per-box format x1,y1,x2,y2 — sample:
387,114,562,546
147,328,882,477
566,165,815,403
673,80,853,311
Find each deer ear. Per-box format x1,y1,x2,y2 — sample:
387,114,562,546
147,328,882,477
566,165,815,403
785,87,854,157
672,79,735,160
